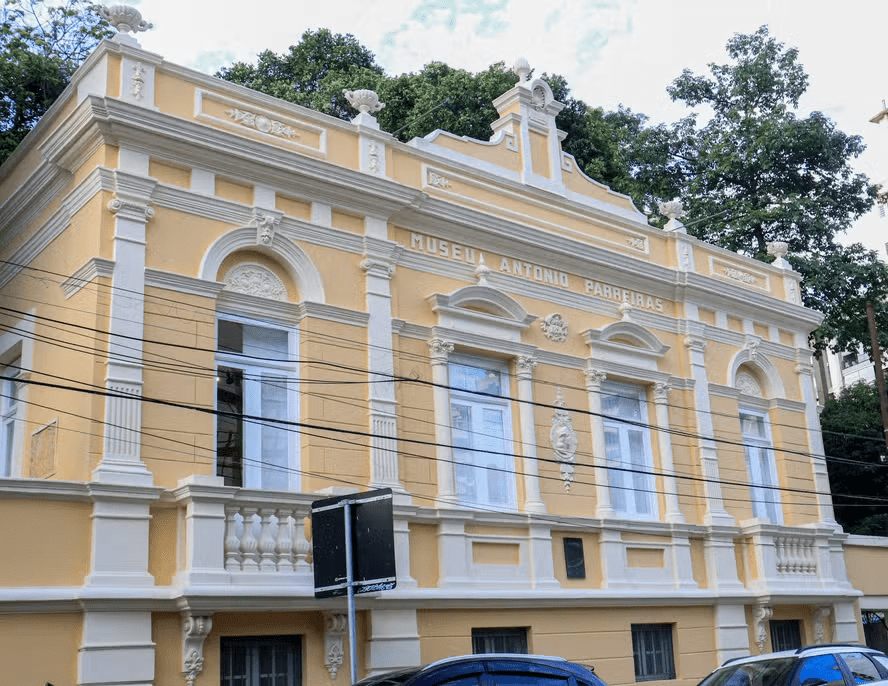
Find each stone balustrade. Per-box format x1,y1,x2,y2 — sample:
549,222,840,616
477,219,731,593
223,502,312,574
774,534,817,575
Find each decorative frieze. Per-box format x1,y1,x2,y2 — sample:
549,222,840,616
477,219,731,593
427,171,451,189
724,267,757,284
814,606,832,644
130,62,146,100
225,108,298,139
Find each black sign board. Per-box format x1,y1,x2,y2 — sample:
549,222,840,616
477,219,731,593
311,488,396,599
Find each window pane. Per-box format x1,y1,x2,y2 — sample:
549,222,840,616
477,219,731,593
632,624,675,682
450,363,503,395
221,636,301,686
219,320,244,353
472,628,528,654
217,367,244,487
260,375,289,491
839,653,882,683
797,655,844,686
243,325,288,359
769,620,801,652
491,676,568,686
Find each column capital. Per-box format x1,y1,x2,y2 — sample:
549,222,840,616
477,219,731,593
515,354,537,379
108,196,154,223
683,336,707,353
653,382,671,404
427,338,454,365
584,367,607,389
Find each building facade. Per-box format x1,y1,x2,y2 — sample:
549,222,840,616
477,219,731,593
2,14,888,686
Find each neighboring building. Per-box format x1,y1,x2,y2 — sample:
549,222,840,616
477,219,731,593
2,12,887,686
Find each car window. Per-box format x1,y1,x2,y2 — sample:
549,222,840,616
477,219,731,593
490,675,571,686
870,656,888,675
838,653,882,684
436,677,482,686
796,654,845,686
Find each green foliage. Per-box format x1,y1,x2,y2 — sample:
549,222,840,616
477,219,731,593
656,26,876,258
0,0,111,164
792,245,888,353
820,382,888,535
216,29,385,120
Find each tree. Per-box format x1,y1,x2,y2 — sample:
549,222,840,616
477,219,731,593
0,0,111,164
655,26,877,257
819,382,888,535
216,29,385,121
637,26,884,354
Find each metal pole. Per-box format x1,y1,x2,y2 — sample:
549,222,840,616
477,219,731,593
344,500,358,685
866,301,888,452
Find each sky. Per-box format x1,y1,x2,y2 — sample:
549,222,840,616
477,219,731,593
127,0,888,253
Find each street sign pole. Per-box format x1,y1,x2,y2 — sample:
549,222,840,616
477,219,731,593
344,500,358,685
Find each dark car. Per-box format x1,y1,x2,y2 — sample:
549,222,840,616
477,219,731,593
697,645,888,686
354,653,606,686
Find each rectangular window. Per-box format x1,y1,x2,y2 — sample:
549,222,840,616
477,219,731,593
449,359,515,507
769,620,802,652
220,635,302,686
602,382,657,518
0,358,20,477
632,624,676,682
740,410,782,523
216,318,298,490
472,627,528,654
563,537,586,579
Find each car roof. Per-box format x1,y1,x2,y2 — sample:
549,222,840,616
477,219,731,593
721,645,883,667
354,654,598,686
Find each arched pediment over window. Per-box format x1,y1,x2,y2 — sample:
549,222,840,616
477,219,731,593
583,321,669,372
200,225,325,303
428,284,536,343
729,344,785,399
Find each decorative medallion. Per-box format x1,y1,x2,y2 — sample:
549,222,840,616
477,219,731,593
736,371,762,397
428,171,450,189
626,237,646,250
550,388,578,492
541,313,568,342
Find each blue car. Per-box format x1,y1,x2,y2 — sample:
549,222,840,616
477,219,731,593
354,653,607,686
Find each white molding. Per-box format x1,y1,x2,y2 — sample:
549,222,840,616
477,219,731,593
62,257,115,298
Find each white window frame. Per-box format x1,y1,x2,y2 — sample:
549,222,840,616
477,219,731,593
740,408,782,524
215,314,300,491
448,355,517,508
0,358,21,478
602,380,658,519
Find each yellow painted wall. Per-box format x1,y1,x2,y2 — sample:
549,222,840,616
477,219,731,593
0,500,90,585
0,613,81,686
149,506,180,585
845,543,888,595
417,605,716,686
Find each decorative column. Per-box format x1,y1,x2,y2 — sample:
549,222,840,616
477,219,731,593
683,329,732,525
653,383,684,523
585,367,614,518
428,338,456,505
182,614,213,686
515,355,545,513
361,232,403,494
795,350,838,527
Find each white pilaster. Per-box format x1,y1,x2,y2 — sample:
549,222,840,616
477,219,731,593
713,604,752,664
796,349,838,526
653,382,684,523
437,515,468,585
684,327,733,526
833,601,862,643
585,367,614,518
515,355,544,513
527,522,559,589
93,161,156,486
363,232,405,496
172,475,232,586
79,611,154,686
365,609,421,676
429,338,456,506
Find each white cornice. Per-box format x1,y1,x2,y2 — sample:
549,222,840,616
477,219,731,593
144,268,226,299
63,257,115,298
